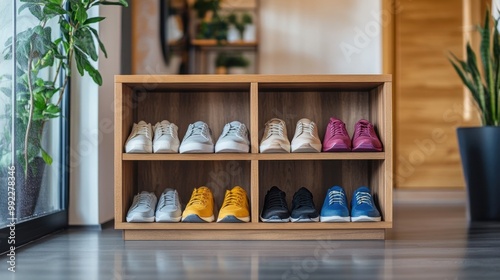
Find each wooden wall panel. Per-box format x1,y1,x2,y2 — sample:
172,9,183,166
395,0,467,188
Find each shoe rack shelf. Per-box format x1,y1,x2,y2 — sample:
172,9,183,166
114,75,392,240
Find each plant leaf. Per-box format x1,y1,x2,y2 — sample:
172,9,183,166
88,26,107,58
74,27,98,61
40,148,53,165
84,16,105,25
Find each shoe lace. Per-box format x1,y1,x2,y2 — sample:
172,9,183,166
155,123,175,138
187,189,209,206
355,122,372,138
329,121,346,138
296,122,316,136
222,191,245,208
355,192,373,206
223,123,244,138
266,122,285,138
131,193,152,210
160,191,177,208
293,190,314,208
328,190,346,206
135,123,151,138
267,190,287,208
187,123,209,139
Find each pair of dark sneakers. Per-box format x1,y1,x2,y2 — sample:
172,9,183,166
260,186,319,222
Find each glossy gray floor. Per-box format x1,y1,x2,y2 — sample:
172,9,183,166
1,193,500,280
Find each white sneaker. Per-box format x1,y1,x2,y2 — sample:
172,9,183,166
153,120,180,153
179,121,214,153
125,121,153,153
260,118,290,153
126,191,157,222
291,118,322,153
215,121,250,153
155,188,182,222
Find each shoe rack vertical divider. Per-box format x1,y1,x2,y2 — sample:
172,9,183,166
114,75,393,240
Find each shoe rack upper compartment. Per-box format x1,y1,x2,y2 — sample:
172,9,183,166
115,78,251,157
256,78,391,158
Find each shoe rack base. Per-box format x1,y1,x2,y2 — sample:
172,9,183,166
114,75,393,241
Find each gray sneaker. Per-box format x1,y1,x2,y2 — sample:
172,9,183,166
179,121,214,153
126,191,157,222
156,188,182,222
215,121,250,153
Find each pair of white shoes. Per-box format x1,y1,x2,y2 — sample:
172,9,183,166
125,120,180,153
260,118,322,153
126,188,182,223
125,120,250,154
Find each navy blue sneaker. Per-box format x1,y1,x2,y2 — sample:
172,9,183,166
351,186,381,222
260,186,290,222
291,187,319,222
320,186,350,222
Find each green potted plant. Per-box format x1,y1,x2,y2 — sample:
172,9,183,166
215,52,228,74
449,9,500,221
1,0,128,218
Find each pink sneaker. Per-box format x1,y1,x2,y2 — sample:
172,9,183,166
322,118,351,152
352,119,383,152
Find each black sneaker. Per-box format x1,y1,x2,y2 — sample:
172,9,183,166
291,187,319,222
260,186,290,222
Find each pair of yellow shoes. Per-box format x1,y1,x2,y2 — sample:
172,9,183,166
181,186,250,223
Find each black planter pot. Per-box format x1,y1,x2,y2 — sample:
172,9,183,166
16,157,46,218
457,126,500,221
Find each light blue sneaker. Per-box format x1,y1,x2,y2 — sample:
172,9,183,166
351,186,381,222
320,186,350,222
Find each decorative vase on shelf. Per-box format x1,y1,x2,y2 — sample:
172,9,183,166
243,24,256,42
228,67,246,74
227,25,239,42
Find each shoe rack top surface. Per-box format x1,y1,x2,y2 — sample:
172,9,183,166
115,74,392,92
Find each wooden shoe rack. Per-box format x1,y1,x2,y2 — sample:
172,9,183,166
114,75,393,240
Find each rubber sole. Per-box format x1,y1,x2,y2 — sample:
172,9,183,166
153,142,179,153
260,216,290,222
181,214,215,223
155,214,182,222
320,215,351,223
179,142,214,153
351,215,381,222
126,215,155,223
217,215,250,223
352,142,382,152
260,143,290,153
125,143,152,153
215,141,250,153
291,142,322,153
322,142,351,152
291,216,320,223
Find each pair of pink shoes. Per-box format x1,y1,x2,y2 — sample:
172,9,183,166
322,118,382,152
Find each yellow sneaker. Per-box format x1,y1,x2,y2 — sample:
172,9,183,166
181,186,214,222
217,186,250,223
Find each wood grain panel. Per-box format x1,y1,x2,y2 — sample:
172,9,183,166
395,0,466,188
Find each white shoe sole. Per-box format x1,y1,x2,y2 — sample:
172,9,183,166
320,215,351,222
126,215,155,223
291,142,322,153
153,142,179,153
179,142,214,153
155,214,182,222
260,143,290,153
351,215,381,222
215,141,249,153
125,143,152,153
291,216,320,223
260,216,290,222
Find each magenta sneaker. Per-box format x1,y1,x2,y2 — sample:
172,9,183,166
352,120,383,152
322,118,351,152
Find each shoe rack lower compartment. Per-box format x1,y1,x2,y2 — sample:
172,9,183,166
116,160,391,240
